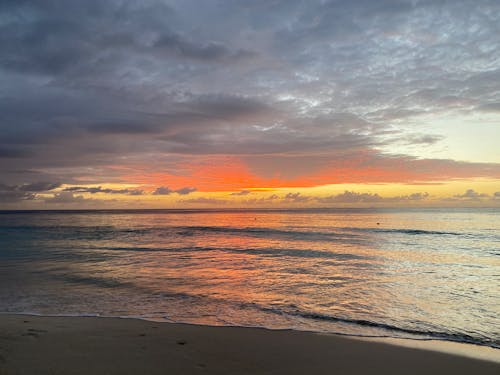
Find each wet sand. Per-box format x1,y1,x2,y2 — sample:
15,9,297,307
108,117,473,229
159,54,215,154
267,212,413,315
0,315,498,375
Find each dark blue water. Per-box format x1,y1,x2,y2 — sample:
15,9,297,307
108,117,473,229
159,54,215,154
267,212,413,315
1,209,499,348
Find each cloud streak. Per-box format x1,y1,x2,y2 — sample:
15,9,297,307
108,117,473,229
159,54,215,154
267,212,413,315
152,186,197,195
64,186,144,196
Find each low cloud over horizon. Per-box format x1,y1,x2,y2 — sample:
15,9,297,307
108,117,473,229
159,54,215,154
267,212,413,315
2,183,498,209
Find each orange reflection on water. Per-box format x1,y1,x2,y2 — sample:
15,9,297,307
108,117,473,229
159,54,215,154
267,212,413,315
32,209,498,341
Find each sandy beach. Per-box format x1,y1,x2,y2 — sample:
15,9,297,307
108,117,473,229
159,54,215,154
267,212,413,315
0,315,498,375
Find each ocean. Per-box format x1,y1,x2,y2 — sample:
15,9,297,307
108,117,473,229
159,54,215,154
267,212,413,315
0,208,499,348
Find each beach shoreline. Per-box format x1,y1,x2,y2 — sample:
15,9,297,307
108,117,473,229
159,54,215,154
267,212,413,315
0,314,498,375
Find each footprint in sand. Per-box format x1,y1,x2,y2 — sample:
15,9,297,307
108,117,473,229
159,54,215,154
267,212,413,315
21,332,39,338
22,328,48,339
28,329,47,333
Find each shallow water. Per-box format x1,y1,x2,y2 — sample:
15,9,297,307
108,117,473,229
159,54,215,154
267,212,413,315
1,208,499,348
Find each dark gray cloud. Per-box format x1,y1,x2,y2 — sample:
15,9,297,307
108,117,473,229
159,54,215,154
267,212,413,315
175,187,197,195
394,134,445,146
0,189,36,203
18,182,62,192
0,182,61,192
1,0,499,198
152,187,174,195
64,186,144,195
0,181,61,203
230,190,251,196
152,31,256,62
152,186,197,195
0,148,34,158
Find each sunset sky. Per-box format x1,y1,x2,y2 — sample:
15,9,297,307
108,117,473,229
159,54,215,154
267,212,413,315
1,0,499,208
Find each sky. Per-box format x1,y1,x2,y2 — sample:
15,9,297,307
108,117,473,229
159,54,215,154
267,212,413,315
1,0,499,209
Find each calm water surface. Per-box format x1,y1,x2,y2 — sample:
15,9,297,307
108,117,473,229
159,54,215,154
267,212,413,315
0,209,499,348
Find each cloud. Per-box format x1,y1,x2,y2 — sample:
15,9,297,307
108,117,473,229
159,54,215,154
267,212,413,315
241,194,280,205
175,187,197,195
230,190,251,196
0,1,254,76
45,192,89,204
0,182,61,192
406,192,430,200
452,189,489,200
152,186,197,195
64,186,144,195
180,197,228,205
477,103,500,113
114,152,500,193
0,181,61,202
317,191,430,204
0,190,36,203
283,192,312,203
152,186,174,195
0,148,34,158
152,31,256,62
317,191,384,204
1,0,500,202
397,134,444,146
18,182,61,192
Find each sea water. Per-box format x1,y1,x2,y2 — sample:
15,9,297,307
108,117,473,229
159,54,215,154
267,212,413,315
0,208,498,348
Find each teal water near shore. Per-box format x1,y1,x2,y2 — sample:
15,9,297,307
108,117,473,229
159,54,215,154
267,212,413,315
1,208,499,348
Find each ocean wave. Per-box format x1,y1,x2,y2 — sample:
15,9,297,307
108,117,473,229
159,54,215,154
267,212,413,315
373,228,462,236
255,306,500,348
99,245,373,261
2,225,361,242
0,224,467,238
47,273,133,289
336,227,462,236
175,225,365,242
180,225,471,242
